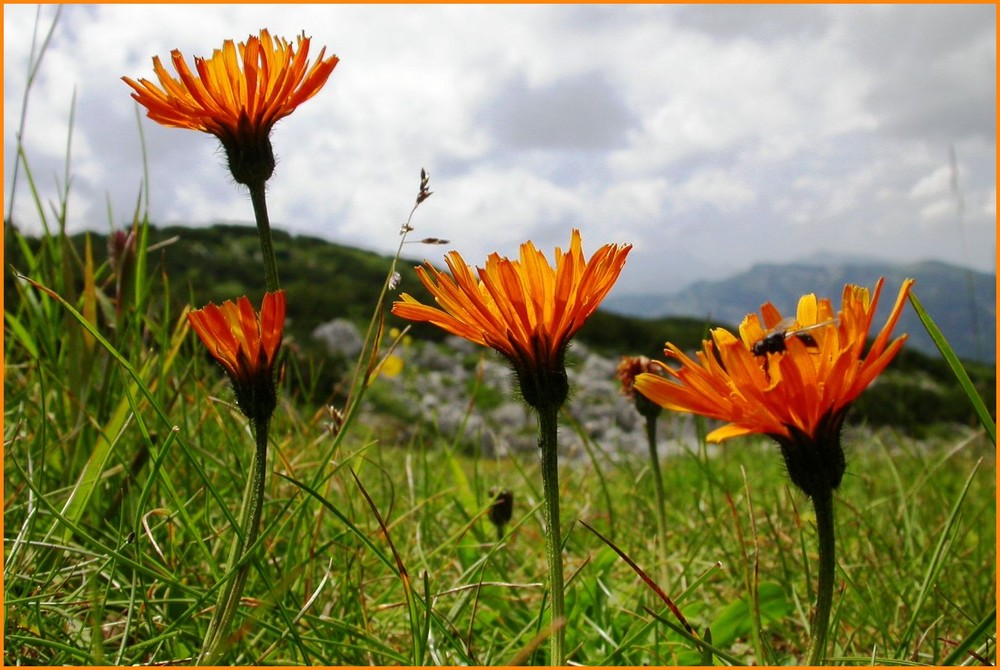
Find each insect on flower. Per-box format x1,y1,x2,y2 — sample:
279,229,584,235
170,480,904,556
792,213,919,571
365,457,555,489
750,316,839,357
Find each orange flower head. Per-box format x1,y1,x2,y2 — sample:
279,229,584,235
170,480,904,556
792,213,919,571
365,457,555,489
123,30,338,185
392,229,631,409
633,278,914,496
188,290,286,422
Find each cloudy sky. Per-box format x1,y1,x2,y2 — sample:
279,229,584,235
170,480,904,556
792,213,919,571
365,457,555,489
3,4,995,295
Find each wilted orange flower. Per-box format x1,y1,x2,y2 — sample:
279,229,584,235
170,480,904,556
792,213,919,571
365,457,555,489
634,278,914,444
392,229,631,408
188,290,286,421
617,355,666,419
616,355,664,399
123,29,338,184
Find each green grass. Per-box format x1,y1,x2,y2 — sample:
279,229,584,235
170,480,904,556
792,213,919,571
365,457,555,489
4,223,995,666
4,304,996,664
4,16,995,663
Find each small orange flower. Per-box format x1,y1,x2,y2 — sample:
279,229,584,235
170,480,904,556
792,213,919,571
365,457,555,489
635,278,913,443
188,290,286,421
392,229,631,408
123,29,338,184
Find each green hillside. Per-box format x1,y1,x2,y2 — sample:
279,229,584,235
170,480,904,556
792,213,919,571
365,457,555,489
5,221,993,432
4,221,714,354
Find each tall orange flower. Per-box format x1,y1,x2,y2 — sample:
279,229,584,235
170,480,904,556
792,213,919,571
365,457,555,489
634,277,913,494
635,277,913,664
393,229,629,664
123,29,338,185
188,290,286,422
392,229,631,408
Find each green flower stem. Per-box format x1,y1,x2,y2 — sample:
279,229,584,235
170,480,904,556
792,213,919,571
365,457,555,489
537,403,565,666
805,485,836,666
644,414,669,584
198,417,270,665
247,180,280,293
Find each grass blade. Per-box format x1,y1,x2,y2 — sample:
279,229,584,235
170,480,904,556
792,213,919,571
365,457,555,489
348,468,425,665
643,607,746,666
896,458,983,655
579,519,694,636
940,606,996,666
908,291,995,444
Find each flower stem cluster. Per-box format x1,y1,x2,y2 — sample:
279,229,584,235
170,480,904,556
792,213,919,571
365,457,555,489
126,25,923,667
126,29,338,664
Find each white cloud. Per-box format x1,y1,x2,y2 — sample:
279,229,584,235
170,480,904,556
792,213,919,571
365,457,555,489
673,169,756,212
909,165,953,200
595,178,671,225
918,198,955,224
3,3,995,294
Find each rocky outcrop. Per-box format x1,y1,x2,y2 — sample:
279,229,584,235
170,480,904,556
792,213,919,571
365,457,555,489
371,336,706,460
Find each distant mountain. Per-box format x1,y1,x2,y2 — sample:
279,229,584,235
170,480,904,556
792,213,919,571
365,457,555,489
604,259,996,363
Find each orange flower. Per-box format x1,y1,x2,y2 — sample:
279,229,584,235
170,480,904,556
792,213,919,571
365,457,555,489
123,29,338,184
634,278,913,495
635,278,913,444
392,229,631,408
188,290,286,421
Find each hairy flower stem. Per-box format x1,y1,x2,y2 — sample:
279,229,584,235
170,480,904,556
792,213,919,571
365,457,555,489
805,486,836,665
198,418,270,665
248,180,280,292
537,404,565,666
644,415,669,585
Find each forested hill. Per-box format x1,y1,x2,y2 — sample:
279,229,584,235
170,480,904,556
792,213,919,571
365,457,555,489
5,222,994,431
3,222,712,359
